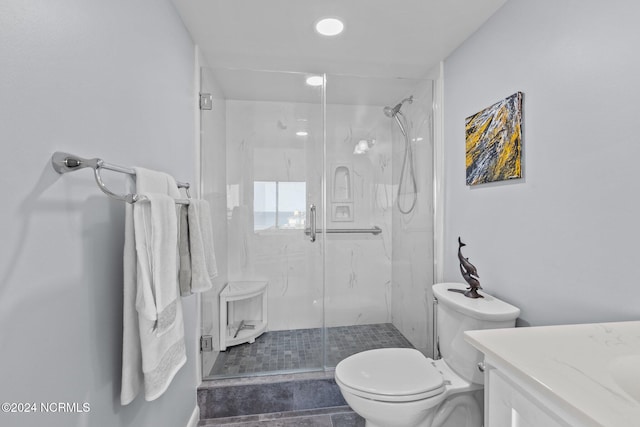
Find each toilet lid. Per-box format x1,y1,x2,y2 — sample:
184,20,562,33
335,348,445,402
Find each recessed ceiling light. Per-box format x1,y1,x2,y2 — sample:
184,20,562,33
306,75,324,86
315,18,344,36
296,131,308,137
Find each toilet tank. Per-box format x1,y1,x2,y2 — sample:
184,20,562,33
433,282,520,385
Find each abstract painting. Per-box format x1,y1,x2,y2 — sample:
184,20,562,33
465,92,523,186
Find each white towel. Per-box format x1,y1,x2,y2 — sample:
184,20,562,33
134,193,179,334
121,178,143,405
120,168,186,405
186,199,217,294
178,205,192,297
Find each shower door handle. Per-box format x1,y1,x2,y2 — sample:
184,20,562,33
309,204,317,242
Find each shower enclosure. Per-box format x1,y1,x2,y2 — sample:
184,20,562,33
199,67,435,379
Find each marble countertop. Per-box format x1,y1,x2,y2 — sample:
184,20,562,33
465,321,640,427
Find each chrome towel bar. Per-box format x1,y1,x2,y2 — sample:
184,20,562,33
51,151,191,204
304,226,382,236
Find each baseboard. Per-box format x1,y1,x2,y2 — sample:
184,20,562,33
186,405,199,427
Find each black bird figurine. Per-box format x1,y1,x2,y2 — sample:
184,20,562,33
450,237,483,299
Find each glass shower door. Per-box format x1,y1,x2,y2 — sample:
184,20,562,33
199,68,326,378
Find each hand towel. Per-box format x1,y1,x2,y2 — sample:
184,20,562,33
121,175,143,405
121,167,186,405
186,199,217,294
178,205,192,297
133,193,179,334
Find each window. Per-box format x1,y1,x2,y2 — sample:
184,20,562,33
254,181,306,231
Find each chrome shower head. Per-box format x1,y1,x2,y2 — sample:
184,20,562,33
383,96,414,118
383,105,397,118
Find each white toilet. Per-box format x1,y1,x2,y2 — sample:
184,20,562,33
335,282,520,427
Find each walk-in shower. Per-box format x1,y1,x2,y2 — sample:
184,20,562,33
384,95,418,214
199,68,435,379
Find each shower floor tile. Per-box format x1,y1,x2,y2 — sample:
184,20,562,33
208,323,413,378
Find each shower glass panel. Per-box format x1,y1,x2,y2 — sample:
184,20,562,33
323,74,434,368
200,68,325,378
200,66,226,376
200,67,434,379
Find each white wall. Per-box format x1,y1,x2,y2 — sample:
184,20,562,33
0,1,197,426
443,0,640,326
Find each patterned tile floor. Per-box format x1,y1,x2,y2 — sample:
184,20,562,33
209,323,413,378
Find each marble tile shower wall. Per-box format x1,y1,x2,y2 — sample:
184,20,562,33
390,83,434,356
225,100,393,331
324,105,393,327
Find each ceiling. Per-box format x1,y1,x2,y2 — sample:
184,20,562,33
170,0,507,103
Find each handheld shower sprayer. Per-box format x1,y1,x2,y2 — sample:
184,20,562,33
384,95,417,214
383,96,414,118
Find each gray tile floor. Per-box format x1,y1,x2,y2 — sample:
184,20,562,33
209,323,413,377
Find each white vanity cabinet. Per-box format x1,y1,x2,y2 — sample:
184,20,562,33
465,321,640,427
483,360,575,427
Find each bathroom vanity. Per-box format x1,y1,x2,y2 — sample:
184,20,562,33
465,321,640,427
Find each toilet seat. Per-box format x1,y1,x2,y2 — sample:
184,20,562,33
335,348,445,403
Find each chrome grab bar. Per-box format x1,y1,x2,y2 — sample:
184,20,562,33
309,204,317,242
304,226,382,236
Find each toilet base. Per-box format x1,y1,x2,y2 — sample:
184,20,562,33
344,393,442,427
344,390,482,427
429,392,482,427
